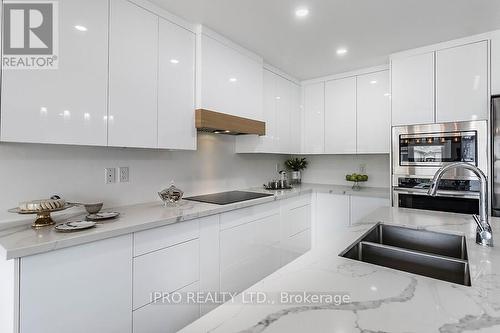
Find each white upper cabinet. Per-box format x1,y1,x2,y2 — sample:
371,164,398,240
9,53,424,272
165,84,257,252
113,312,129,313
1,0,109,146
324,77,356,154
108,0,158,148
198,32,263,121
290,83,302,154
235,69,300,154
158,19,196,150
391,52,435,126
436,41,488,123
303,82,325,154
276,78,293,153
357,71,391,153
492,33,500,96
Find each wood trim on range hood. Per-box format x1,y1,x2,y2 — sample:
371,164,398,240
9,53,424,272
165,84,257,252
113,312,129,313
195,109,266,136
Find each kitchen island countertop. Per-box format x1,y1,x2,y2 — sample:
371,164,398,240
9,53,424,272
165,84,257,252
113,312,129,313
180,207,500,333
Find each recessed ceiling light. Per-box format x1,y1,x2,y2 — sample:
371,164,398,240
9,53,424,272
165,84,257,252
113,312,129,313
295,8,309,18
74,25,88,32
229,77,237,83
336,48,348,55
370,80,377,84
276,96,281,100
170,59,179,64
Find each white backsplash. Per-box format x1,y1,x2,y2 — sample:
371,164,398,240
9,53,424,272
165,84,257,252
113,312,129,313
0,133,286,222
299,154,390,188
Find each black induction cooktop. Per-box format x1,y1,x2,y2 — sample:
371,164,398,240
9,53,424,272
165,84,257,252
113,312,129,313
184,191,274,205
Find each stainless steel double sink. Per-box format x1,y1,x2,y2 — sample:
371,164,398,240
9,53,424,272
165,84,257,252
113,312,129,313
340,223,471,286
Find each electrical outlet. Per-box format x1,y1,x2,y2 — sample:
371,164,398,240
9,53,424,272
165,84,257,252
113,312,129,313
119,167,129,183
105,168,116,184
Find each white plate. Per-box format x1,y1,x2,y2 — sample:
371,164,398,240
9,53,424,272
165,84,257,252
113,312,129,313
55,221,96,232
86,212,120,221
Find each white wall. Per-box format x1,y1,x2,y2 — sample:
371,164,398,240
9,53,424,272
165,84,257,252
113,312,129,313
299,154,390,188
0,133,285,223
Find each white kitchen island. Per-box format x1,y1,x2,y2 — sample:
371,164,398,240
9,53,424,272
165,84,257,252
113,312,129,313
180,207,500,333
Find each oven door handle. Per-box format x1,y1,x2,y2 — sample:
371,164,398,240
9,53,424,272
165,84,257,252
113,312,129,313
393,187,480,199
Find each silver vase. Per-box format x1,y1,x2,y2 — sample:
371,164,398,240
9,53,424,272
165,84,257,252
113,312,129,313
290,171,302,184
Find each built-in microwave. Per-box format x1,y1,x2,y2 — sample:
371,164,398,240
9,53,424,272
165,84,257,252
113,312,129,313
392,121,488,180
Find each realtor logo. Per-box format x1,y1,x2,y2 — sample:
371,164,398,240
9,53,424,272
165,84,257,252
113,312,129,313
2,1,58,69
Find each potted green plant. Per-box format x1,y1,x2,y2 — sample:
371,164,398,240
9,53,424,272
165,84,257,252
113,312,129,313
285,157,308,184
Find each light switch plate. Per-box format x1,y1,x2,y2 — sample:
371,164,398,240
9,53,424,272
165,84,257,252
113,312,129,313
119,167,129,183
105,168,116,184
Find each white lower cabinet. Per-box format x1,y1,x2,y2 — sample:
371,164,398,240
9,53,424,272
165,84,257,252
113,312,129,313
280,194,312,265
133,239,200,310
314,193,350,247
220,210,281,293
281,229,311,264
8,193,376,333
314,193,390,247
350,195,390,225
19,235,133,333
219,194,312,294
133,282,200,333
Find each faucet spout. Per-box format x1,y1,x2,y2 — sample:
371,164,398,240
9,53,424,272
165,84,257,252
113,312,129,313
427,162,493,247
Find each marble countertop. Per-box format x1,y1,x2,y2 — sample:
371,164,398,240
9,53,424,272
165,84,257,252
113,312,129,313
0,183,388,259
180,207,500,333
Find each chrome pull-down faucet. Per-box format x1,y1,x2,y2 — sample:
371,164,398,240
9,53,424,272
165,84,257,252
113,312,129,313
427,162,493,247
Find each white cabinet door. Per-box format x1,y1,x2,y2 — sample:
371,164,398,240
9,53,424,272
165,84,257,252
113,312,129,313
350,196,390,226
133,239,199,310
303,82,325,153
357,71,391,153
391,52,435,126
492,34,500,96
158,18,196,150
19,235,132,333
436,41,488,123
235,69,277,153
276,77,292,153
314,193,349,248
133,282,199,333
1,0,108,146
325,77,356,154
220,213,281,294
108,0,158,148
281,229,311,265
199,35,263,121
290,83,302,154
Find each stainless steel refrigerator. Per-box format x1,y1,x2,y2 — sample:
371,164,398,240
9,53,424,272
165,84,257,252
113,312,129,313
492,95,500,216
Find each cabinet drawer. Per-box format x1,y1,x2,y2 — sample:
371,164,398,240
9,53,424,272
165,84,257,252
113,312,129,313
220,201,279,230
281,229,311,265
133,239,199,310
133,282,200,333
220,214,281,293
282,204,311,237
134,219,199,257
280,194,312,211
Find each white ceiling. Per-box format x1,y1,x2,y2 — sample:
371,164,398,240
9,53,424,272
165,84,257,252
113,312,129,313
151,0,500,80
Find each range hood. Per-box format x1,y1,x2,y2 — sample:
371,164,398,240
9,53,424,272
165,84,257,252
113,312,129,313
195,109,266,136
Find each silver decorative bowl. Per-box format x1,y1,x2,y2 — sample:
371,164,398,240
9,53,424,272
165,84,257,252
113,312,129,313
158,183,184,207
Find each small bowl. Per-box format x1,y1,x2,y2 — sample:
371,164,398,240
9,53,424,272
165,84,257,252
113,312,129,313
83,203,103,215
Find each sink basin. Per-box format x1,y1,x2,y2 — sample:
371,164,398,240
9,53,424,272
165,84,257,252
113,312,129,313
340,223,471,286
